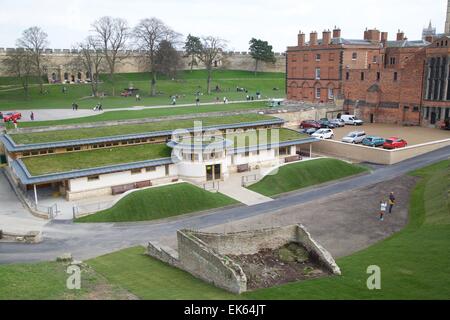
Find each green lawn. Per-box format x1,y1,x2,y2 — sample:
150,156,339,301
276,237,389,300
0,70,285,111
0,260,131,300
11,113,273,144
247,158,369,196
10,101,270,129
87,246,238,300
76,182,239,223
22,143,172,176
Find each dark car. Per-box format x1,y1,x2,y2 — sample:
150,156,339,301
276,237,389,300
318,119,336,129
2,112,22,122
300,120,321,129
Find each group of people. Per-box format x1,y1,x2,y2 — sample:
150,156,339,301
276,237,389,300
379,192,396,221
93,103,103,111
71,103,79,111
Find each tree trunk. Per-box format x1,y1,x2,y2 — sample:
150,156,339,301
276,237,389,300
190,56,194,72
254,59,259,76
110,72,116,96
206,68,212,95
151,72,157,96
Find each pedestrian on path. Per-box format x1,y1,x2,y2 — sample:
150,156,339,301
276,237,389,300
388,192,396,213
195,96,200,107
172,96,177,105
30,112,34,121
379,200,387,221
13,118,18,129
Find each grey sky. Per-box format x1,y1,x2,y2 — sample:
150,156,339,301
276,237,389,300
0,0,446,52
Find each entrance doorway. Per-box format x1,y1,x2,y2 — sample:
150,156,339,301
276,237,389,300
431,112,437,125
370,114,374,123
206,164,221,181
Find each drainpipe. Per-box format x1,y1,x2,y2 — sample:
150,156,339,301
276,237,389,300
33,184,38,205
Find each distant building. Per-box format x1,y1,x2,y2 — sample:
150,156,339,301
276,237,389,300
286,3,450,128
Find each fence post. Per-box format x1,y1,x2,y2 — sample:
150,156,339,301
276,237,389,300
72,206,77,220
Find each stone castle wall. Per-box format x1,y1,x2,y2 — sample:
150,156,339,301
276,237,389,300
0,48,286,78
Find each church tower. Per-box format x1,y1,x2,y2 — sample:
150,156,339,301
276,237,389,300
445,0,450,34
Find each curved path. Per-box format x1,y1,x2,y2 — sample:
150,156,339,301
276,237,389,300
0,146,449,264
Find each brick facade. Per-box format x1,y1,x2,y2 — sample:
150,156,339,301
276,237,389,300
287,28,450,128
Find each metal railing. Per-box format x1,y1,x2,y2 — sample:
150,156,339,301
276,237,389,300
203,181,220,192
241,174,260,187
72,200,115,219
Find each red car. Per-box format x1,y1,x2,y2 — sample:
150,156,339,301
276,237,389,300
2,112,22,122
300,120,321,129
383,137,408,149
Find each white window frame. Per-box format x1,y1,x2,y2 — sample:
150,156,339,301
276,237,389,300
315,87,321,99
315,68,321,80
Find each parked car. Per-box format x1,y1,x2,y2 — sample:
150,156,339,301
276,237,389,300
383,137,408,149
362,136,385,147
330,118,346,127
441,119,450,130
341,115,364,126
2,112,21,122
342,131,367,144
300,120,321,129
312,128,334,139
318,119,336,129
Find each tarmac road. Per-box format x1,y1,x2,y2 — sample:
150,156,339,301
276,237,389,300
0,146,449,264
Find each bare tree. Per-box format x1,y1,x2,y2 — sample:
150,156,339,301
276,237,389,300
196,37,227,94
3,49,35,96
16,26,49,94
75,37,104,97
92,16,129,96
133,18,181,96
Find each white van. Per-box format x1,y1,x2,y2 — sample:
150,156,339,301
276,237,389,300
340,115,364,126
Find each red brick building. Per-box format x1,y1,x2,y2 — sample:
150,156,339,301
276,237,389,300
286,28,450,128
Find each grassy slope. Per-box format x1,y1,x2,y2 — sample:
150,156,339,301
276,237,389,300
22,143,172,176
11,101,270,129
11,113,272,144
88,246,238,300
247,158,369,196
76,183,239,223
0,70,285,111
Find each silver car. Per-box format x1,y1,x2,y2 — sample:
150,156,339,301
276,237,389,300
342,131,366,144
330,118,345,127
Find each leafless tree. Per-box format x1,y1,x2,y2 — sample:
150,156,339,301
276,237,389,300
74,37,105,97
92,16,129,96
3,49,35,96
16,26,49,94
133,18,181,96
196,37,227,94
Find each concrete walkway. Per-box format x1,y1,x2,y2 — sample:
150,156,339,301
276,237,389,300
219,174,273,206
5,100,268,122
0,172,48,233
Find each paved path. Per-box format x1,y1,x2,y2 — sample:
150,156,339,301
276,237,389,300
218,173,273,206
4,100,268,122
0,146,449,264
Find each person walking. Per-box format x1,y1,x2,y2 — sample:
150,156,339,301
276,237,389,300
30,112,34,121
379,200,387,221
195,96,200,107
72,102,76,111
172,96,177,105
388,192,396,213
13,118,18,129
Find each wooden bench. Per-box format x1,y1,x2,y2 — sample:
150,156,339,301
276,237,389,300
237,164,250,173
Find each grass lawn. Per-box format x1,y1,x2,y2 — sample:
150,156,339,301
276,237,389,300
247,158,369,196
0,260,133,300
0,70,285,111
87,246,238,300
10,113,273,144
76,182,239,223
10,101,270,129
227,128,307,148
22,143,172,176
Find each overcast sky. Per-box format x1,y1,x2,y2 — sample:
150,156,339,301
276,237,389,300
0,0,446,52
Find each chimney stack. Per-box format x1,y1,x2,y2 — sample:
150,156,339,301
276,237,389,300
310,31,318,46
298,31,306,47
333,27,341,38
364,29,381,42
381,32,388,43
322,30,332,45
397,30,405,41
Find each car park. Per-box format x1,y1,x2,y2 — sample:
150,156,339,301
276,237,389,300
2,112,22,122
341,115,364,126
362,136,385,147
342,131,366,144
383,137,408,149
318,119,336,129
312,128,334,139
300,120,321,129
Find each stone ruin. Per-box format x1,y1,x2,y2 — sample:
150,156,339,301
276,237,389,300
147,224,341,294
